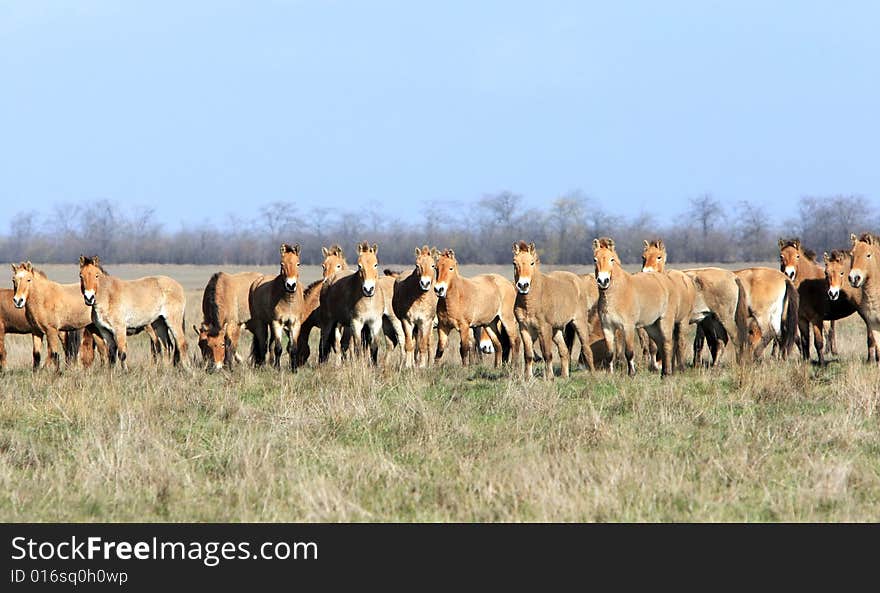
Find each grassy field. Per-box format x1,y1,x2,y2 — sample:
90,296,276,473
1,263,880,521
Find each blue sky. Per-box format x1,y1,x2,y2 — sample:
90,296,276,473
1,1,877,228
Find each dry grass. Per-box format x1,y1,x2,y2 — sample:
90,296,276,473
1,263,879,522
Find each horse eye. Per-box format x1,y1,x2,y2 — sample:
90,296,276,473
657,256,662,261
449,267,453,271
373,263,378,268
531,261,535,266
336,264,341,269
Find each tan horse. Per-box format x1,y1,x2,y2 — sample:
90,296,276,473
732,266,798,359
11,262,101,370
593,237,677,376
248,244,305,370
319,242,402,365
512,241,595,378
1,287,44,370
433,248,519,367
640,239,698,372
295,245,350,367
79,255,188,368
847,233,880,363
194,271,263,370
391,246,439,368
640,239,749,367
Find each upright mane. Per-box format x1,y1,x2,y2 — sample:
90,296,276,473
303,277,324,295
858,232,880,246
826,249,850,263
79,255,109,274
202,272,223,333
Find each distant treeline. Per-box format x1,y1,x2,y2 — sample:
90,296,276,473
0,193,873,266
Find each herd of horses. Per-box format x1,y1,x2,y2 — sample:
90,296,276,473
5,232,880,379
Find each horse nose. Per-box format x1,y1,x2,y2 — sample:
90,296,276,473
597,277,609,289
516,281,530,293
12,297,24,308
849,272,862,287
786,270,796,281
419,279,431,290
363,286,375,296
285,280,297,292
828,288,839,301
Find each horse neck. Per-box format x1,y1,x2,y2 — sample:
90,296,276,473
611,262,631,289
799,259,825,281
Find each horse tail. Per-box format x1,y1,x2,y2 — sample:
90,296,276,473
734,276,750,362
780,278,799,357
250,324,267,366
498,322,512,363
383,269,403,278
63,329,82,363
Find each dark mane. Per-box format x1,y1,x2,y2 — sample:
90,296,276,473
827,249,850,263
201,272,223,335
648,239,664,250
80,255,109,274
858,232,880,245
303,277,324,296
803,248,817,262
515,240,530,252
779,238,801,250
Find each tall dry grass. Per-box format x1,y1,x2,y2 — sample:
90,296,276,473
0,264,879,521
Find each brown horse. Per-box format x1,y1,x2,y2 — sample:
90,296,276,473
1,287,44,371
593,237,677,376
512,241,595,378
433,248,520,367
778,238,848,365
79,255,188,368
319,242,400,365
11,262,101,371
732,267,798,360
248,244,305,370
847,233,880,362
391,246,439,368
194,271,263,370
295,245,350,367
823,248,874,360
640,239,698,372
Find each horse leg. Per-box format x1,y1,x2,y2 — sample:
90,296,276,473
553,327,571,379
0,328,6,372
296,321,312,368
797,318,811,362
417,318,432,368
402,319,416,368
113,325,129,370
537,325,555,379
386,315,405,368
521,326,536,379
79,328,94,368
602,326,617,374
145,324,161,364
693,322,705,368
485,325,503,368
31,333,43,370
286,320,301,372
623,327,637,376
349,319,366,361
458,323,472,366
435,324,449,364
227,323,243,370
811,320,825,366
673,321,686,373
45,328,64,372
269,321,284,369
572,317,595,372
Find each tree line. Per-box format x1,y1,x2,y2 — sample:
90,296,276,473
0,193,873,266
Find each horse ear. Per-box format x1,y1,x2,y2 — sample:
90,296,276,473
643,239,650,248
778,238,785,249
415,247,422,257
79,255,86,267
294,243,300,255
592,238,600,251
431,247,440,259
606,238,615,250
512,242,520,254
851,233,858,245
92,256,99,267
322,246,329,257
528,242,536,254
793,239,801,250
372,243,378,255
25,261,32,271
448,249,455,259
823,251,830,263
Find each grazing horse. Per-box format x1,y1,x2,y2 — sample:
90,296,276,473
640,240,749,367
248,244,305,370
732,267,798,360
295,244,350,367
847,233,880,363
194,271,263,370
319,242,401,365
11,262,100,371
391,246,439,368
778,238,844,365
79,255,188,368
1,287,44,371
593,237,677,376
512,241,595,379
640,239,697,372
433,248,520,367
